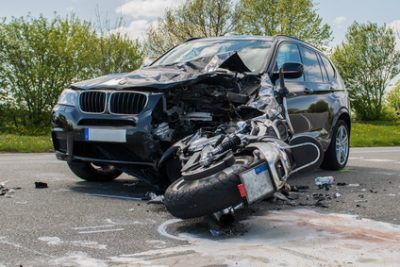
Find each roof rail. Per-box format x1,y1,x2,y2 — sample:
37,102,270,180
184,37,204,42
273,34,303,42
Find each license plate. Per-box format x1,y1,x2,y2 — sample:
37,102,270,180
84,128,127,143
240,163,275,204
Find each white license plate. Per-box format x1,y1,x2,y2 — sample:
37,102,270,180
84,128,127,143
240,163,275,204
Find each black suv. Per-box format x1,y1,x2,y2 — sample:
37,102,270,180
52,35,350,186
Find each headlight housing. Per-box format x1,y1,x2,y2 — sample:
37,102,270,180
57,89,79,106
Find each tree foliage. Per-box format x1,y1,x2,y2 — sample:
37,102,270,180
145,0,238,58
387,81,400,117
0,15,143,132
332,22,400,120
235,0,331,48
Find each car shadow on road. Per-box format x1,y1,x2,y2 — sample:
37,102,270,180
68,176,156,200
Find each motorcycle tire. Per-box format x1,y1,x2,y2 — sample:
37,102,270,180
164,155,254,219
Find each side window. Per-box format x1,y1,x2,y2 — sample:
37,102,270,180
321,55,336,81
300,46,324,83
274,43,304,81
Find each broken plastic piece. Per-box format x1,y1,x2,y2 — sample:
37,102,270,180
34,182,48,189
315,176,335,186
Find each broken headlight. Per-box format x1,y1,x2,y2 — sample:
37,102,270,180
57,89,79,107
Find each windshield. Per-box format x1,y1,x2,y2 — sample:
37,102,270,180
152,39,272,73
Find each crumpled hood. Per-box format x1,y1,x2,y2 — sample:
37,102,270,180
71,52,252,91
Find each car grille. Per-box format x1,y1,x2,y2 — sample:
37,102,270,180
109,92,147,115
79,91,106,113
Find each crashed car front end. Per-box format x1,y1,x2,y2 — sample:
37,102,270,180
51,49,269,184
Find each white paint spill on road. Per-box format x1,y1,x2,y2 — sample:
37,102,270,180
78,228,124,234
109,209,400,266
48,252,107,267
157,219,183,241
86,193,143,201
146,240,167,249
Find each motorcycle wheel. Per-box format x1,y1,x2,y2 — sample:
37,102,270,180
164,155,254,219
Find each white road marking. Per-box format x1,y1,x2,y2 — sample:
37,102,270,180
351,149,400,154
86,193,143,201
73,224,115,230
78,228,124,234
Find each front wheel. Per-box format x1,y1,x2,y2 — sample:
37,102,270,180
321,120,350,170
164,156,254,219
67,161,122,182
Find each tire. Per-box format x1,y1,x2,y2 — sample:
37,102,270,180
321,120,350,170
164,156,254,219
67,161,122,182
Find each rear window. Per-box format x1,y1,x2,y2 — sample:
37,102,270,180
321,55,336,81
300,47,324,83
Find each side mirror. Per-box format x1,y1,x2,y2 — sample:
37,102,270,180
280,62,304,79
271,62,304,83
274,63,303,99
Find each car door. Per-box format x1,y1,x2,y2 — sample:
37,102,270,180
273,42,318,135
295,45,332,145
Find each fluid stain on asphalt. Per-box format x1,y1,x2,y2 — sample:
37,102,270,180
110,209,400,266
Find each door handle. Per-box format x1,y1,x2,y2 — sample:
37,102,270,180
304,87,314,94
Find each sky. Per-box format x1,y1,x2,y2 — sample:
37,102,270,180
0,0,399,46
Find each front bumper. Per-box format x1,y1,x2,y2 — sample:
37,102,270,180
51,94,163,167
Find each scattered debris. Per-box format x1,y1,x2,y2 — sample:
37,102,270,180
334,192,341,198
315,176,335,186
35,182,48,189
142,192,158,201
315,176,335,190
355,199,367,203
0,184,21,197
348,183,360,187
291,185,310,192
388,193,396,197
148,195,164,205
337,182,347,186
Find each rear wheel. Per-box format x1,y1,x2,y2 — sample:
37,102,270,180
164,156,254,219
67,161,122,182
321,120,350,170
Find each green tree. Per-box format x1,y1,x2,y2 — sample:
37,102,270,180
387,81,400,117
332,22,400,120
0,15,143,131
145,0,238,58
235,0,332,48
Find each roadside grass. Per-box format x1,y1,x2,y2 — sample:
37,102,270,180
351,121,400,147
0,121,399,152
0,134,53,153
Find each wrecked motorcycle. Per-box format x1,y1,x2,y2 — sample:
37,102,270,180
164,63,323,219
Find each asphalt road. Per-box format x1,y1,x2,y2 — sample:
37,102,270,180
0,147,399,266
